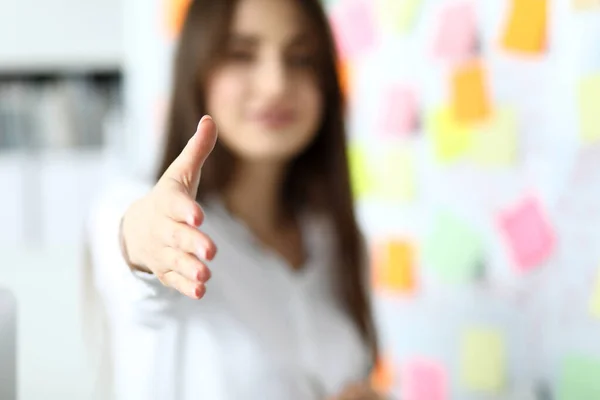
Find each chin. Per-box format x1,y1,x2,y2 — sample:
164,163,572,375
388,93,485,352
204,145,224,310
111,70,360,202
244,129,316,160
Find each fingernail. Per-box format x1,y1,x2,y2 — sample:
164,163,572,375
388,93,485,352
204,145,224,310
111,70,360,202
198,115,212,129
187,214,198,227
196,247,207,260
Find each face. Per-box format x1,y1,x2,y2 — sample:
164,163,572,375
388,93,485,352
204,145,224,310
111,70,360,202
206,0,323,163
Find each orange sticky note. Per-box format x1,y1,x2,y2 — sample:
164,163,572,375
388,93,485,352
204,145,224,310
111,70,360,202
338,61,353,101
501,0,547,54
451,62,491,124
374,240,416,294
165,0,191,38
371,357,395,394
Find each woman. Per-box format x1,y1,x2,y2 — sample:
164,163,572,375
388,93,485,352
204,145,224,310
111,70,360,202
87,0,381,398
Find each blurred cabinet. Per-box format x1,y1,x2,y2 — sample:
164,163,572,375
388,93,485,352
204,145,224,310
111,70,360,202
0,149,106,248
0,153,26,247
0,0,123,71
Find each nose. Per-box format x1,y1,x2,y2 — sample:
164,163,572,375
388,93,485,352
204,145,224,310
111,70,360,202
255,53,287,100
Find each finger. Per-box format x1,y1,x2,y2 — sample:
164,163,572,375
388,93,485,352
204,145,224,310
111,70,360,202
155,188,204,227
160,247,211,283
161,271,206,299
161,219,217,260
161,115,218,196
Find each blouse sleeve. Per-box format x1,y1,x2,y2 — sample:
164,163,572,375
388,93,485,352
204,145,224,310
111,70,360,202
86,177,180,327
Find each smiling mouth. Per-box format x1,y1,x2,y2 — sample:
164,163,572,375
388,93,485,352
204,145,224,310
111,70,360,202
253,110,296,129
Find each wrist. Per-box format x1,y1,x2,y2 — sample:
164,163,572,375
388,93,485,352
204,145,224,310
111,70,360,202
119,210,150,274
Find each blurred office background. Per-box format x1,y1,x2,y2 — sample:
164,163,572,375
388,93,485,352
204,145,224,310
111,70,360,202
1,0,600,399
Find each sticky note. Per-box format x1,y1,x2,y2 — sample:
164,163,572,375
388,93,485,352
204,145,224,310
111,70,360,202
498,195,555,272
451,62,491,124
469,107,518,166
347,144,375,199
423,211,483,283
330,0,377,59
428,107,474,163
377,147,416,201
379,86,419,137
401,358,448,400
460,327,506,392
557,355,600,400
371,357,395,394
165,0,191,38
338,61,353,101
377,0,424,34
578,75,600,144
374,240,417,294
590,267,600,318
434,2,478,62
572,0,600,9
501,0,547,54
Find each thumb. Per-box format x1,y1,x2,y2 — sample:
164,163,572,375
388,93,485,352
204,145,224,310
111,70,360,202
161,115,218,196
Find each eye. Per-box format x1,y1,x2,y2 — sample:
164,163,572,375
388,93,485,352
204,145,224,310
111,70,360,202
226,48,254,63
287,52,313,68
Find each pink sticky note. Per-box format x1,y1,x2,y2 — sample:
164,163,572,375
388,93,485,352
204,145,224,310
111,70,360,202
380,86,419,136
330,0,377,60
433,1,477,62
401,359,448,400
498,195,555,271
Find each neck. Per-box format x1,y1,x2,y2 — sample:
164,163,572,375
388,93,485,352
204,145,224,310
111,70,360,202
223,159,289,232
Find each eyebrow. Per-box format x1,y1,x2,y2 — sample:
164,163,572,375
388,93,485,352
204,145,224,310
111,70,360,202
228,32,313,48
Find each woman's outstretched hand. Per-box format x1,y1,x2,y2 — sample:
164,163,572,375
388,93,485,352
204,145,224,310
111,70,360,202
121,115,219,299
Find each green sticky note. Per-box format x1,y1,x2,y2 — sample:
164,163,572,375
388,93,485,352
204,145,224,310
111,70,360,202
423,211,483,283
460,327,506,392
558,355,600,400
579,74,600,144
347,143,375,199
590,267,600,319
469,107,518,167
376,147,416,202
428,107,475,163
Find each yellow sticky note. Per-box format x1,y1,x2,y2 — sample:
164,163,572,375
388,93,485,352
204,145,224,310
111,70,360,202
451,62,491,124
501,0,547,54
377,0,423,34
428,107,474,163
165,0,191,38
374,240,416,294
590,267,600,318
579,75,600,144
572,0,600,9
469,107,518,166
461,328,506,392
377,147,416,201
347,143,375,199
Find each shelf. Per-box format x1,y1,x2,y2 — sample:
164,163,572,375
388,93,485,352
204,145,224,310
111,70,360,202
0,0,123,73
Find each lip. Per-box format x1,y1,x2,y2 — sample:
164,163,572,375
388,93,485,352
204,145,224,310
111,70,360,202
252,108,296,129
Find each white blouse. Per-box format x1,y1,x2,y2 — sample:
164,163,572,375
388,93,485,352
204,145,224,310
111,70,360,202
86,178,372,400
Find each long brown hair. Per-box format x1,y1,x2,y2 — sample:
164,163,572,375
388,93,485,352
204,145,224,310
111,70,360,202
157,0,378,364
